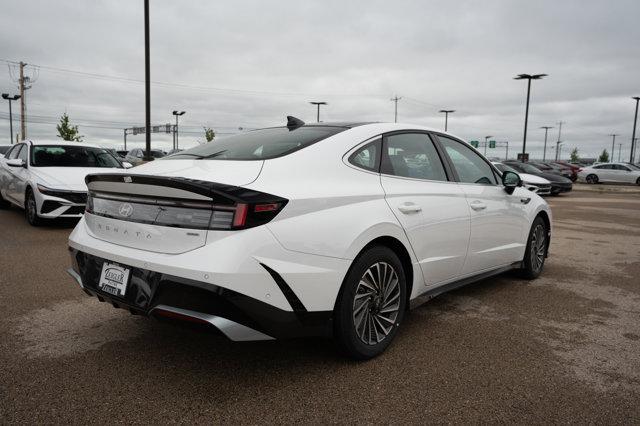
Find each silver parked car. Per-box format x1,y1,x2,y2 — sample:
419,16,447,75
578,162,640,185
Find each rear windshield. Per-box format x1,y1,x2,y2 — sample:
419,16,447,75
31,145,122,168
168,126,346,161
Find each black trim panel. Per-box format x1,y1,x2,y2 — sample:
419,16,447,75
260,263,307,312
69,249,331,339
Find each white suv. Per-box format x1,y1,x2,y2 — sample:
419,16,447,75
0,141,127,225
67,119,552,359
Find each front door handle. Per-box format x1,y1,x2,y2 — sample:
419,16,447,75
398,203,422,214
469,200,486,211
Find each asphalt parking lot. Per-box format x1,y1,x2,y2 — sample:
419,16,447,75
1,189,639,424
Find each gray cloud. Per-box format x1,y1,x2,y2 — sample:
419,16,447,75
1,0,639,160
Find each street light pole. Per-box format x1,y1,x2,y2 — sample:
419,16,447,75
608,134,618,162
514,74,547,162
172,110,185,150
540,126,553,161
484,135,493,156
439,109,455,132
2,93,21,144
309,102,327,123
143,0,152,161
631,97,640,164
555,121,564,161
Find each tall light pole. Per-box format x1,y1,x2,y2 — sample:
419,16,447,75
439,109,455,131
484,135,493,156
631,97,640,163
540,126,553,161
172,110,185,150
391,96,402,123
2,93,21,144
555,120,564,161
143,0,152,161
618,143,622,162
514,73,547,162
309,101,327,123
608,134,618,161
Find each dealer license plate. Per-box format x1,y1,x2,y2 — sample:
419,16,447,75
98,262,130,297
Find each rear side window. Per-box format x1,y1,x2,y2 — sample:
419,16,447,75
438,136,498,185
348,139,380,172
168,126,346,161
381,133,447,181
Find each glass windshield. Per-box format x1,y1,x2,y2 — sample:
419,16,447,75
494,163,517,174
167,126,346,161
31,145,122,168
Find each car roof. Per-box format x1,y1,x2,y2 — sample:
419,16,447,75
21,140,103,149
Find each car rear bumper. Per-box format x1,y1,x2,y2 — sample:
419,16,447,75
67,248,333,340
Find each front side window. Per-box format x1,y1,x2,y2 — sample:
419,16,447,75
17,145,28,163
348,139,380,172
31,145,122,168
168,126,346,161
438,136,498,185
381,133,447,181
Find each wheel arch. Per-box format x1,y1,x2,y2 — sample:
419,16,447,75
336,235,416,313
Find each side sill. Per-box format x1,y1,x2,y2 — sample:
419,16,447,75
409,262,521,310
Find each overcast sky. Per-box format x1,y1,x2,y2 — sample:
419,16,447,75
1,0,639,160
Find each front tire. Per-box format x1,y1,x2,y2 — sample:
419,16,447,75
519,216,548,279
25,188,43,226
636,177,640,186
334,245,407,360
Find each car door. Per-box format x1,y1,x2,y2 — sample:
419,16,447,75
4,144,27,203
594,164,614,182
13,144,30,206
435,135,529,275
379,132,470,286
611,164,632,182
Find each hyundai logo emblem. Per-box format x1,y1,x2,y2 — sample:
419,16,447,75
118,203,134,217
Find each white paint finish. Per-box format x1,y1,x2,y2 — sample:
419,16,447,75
460,184,530,274
85,212,208,254
381,175,470,286
132,158,264,186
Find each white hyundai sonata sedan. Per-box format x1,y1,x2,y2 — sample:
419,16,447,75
0,141,128,226
67,119,552,359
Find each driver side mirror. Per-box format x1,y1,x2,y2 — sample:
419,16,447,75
502,170,522,195
6,159,25,168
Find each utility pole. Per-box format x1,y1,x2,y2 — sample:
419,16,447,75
631,97,640,164
540,126,553,161
2,94,21,144
309,101,327,123
555,121,564,161
439,109,455,131
391,96,402,123
608,134,618,162
618,143,622,162
123,129,127,150
19,62,26,140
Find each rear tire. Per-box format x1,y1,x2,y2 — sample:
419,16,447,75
519,216,548,280
334,246,407,360
586,174,598,184
25,188,43,226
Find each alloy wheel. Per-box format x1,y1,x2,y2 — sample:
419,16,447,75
530,224,546,272
27,194,37,222
352,262,401,345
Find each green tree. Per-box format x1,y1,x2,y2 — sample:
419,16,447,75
570,147,580,163
56,113,83,142
598,149,609,163
203,127,215,142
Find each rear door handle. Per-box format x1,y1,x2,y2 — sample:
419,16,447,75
469,200,486,211
398,203,422,214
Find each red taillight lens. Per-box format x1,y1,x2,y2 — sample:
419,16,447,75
232,203,248,228
254,203,280,212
